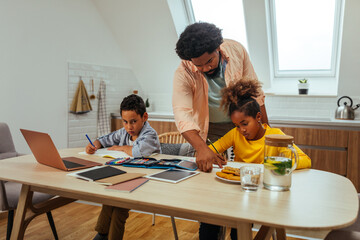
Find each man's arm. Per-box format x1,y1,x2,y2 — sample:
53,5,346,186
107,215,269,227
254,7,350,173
182,130,225,172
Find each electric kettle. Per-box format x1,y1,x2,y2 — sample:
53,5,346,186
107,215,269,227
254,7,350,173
335,96,360,120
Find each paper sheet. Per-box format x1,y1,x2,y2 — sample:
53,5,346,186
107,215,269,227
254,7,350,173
213,161,264,172
78,148,131,159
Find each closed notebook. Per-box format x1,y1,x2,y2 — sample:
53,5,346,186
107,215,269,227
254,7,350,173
105,177,149,192
76,166,126,181
96,173,146,185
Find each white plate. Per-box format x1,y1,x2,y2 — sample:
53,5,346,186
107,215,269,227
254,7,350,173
215,174,241,184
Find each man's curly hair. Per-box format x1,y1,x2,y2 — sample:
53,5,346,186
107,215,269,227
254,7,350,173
175,22,223,60
120,94,146,117
221,78,262,118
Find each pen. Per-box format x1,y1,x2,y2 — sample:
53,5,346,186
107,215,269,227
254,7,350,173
207,138,220,154
86,134,95,147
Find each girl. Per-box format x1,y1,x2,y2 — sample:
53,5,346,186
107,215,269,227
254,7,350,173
210,78,311,169
201,79,311,240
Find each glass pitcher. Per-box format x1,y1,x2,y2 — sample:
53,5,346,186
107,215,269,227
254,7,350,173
263,134,298,191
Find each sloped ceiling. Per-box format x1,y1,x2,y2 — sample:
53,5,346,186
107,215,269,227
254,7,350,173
92,0,180,110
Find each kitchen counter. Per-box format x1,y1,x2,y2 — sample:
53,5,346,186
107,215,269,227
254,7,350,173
269,116,360,130
111,112,360,130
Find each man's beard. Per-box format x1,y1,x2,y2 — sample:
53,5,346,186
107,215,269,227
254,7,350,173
204,66,220,78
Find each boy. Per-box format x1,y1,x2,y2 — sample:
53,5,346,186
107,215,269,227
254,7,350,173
85,94,161,240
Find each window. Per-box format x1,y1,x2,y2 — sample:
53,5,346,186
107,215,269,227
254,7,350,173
268,0,343,77
185,0,248,50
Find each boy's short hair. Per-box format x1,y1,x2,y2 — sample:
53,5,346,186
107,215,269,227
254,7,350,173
175,22,223,60
120,94,146,117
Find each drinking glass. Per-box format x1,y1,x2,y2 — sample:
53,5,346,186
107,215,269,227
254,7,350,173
240,166,261,192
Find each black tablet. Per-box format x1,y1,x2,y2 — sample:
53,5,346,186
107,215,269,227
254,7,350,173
76,166,126,181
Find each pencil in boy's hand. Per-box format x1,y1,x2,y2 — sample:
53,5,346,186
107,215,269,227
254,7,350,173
207,138,220,154
86,134,95,147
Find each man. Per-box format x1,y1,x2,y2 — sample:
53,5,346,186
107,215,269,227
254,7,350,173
173,22,268,173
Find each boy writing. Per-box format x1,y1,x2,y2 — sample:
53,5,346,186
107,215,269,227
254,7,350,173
85,94,161,240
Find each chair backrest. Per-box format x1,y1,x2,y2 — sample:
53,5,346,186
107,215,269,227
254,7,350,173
158,132,196,157
0,123,17,210
0,123,17,159
158,132,187,144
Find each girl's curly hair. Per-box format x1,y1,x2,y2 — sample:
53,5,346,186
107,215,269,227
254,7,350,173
175,22,223,60
221,78,262,118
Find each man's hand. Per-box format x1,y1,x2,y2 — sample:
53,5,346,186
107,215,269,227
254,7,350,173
196,146,226,172
181,130,226,172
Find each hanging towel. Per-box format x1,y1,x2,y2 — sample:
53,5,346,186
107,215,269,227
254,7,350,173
70,79,92,114
97,80,110,136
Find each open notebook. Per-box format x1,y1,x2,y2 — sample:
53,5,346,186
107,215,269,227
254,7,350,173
213,161,264,172
79,148,131,159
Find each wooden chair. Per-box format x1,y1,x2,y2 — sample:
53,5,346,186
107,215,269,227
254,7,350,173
158,131,187,144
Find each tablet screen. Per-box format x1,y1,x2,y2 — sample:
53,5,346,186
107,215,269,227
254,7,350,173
177,160,197,170
146,169,199,183
77,166,126,181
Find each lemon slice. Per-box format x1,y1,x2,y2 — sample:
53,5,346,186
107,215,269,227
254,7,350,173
264,162,278,170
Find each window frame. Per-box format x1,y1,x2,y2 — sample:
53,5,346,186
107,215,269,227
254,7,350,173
183,0,195,23
267,0,344,78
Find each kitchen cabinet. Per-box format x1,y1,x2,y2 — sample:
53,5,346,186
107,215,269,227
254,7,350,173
273,125,360,192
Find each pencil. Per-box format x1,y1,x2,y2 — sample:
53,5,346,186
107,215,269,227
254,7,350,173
85,134,95,147
207,138,220,154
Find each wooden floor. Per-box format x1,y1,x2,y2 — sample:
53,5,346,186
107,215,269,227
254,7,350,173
0,202,323,240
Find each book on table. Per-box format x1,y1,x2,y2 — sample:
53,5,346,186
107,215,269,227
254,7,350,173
105,177,149,192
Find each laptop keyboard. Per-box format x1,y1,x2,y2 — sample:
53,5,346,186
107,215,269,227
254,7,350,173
62,160,85,169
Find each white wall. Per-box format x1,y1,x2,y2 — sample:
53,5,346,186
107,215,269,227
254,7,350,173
92,0,180,112
68,62,141,148
338,0,360,96
243,0,271,90
0,0,130,154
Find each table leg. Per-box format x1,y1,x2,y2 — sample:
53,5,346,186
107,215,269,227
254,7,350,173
10,184,32,240
10,184,75,240
254,225,275,240
275,228,286,240
237,222,253,240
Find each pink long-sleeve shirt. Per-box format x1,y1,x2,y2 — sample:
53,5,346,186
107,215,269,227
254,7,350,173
172,39,264,141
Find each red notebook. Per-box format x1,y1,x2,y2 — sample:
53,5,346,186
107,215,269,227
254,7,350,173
105,177,149,193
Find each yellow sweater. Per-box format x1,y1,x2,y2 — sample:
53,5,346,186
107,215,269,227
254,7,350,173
209,124,311,169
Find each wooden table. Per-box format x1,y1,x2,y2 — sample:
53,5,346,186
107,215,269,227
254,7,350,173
0,148,358,240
